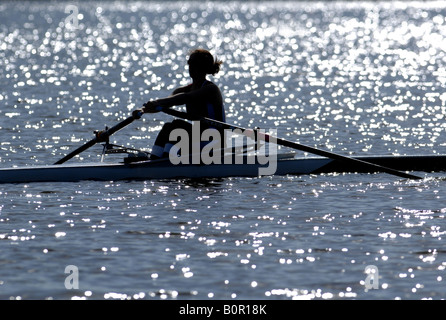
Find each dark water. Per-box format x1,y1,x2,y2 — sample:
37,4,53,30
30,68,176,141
1,1,446,300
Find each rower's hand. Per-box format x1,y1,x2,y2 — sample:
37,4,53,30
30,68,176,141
143,101,162,113
132,109,144,119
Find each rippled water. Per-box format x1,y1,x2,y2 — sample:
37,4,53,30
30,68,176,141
1,1,446,300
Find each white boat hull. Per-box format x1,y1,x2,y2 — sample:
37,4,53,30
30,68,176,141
0,158,329,183
0,155,444,184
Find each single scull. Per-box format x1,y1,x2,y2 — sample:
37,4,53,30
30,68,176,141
0,153,442,184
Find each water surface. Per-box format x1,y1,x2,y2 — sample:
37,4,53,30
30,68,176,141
1,1,446,300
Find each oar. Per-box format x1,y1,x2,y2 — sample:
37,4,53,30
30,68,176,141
54,110,143,165
161,108,422,180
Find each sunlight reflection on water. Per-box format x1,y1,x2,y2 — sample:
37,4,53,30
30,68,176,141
1,1,446,166
1,1,446,300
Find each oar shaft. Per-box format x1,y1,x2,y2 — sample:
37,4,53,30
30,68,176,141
54,140,96,165
161,108,421,180
54,112,142,165
202,117,421,180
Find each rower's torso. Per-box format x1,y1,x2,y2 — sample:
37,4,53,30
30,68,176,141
184,81,225,121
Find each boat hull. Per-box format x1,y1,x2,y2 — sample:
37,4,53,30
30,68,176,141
0,155,444,184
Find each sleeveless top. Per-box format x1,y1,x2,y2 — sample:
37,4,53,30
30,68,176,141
185,80,225,123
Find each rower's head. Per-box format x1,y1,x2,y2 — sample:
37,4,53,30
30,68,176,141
187,49,222,79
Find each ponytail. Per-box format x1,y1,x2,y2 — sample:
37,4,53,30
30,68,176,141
210,57,223,75
188,49,223,76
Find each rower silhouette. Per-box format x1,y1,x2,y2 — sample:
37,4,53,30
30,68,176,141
142,49,225,160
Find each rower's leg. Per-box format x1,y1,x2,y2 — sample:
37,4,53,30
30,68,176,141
150,122,174,159
163,120,192,158
150,120,193,160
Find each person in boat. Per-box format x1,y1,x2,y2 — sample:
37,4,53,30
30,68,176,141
142,49,225,160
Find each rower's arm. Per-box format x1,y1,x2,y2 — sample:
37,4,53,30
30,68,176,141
171,84,190,95
144,84,216,112
153,92,189,107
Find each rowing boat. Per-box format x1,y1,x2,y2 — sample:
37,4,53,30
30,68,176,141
0,154,442,184
0,108,435,184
